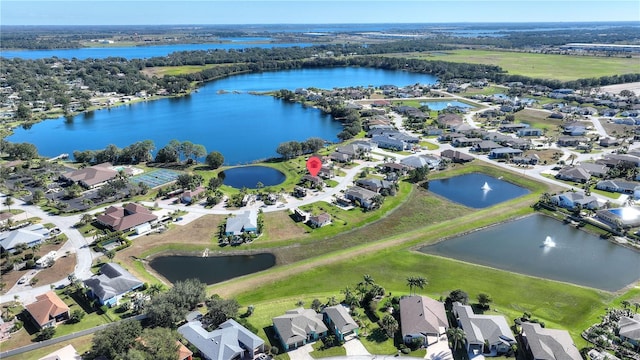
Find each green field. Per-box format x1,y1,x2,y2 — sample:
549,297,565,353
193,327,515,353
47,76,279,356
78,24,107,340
400,49,640,81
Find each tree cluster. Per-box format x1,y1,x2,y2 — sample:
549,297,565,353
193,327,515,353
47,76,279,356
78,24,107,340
153,139,207,163
275,137,325,159
73,140,155,165
145,278,206,328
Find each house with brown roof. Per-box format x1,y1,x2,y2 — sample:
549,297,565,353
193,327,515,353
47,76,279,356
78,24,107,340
440,149,474,163
60,162,118,189
436,113,464,129
96,203,158,232
400,295,449,346
308,213,331,228
25,291,70,329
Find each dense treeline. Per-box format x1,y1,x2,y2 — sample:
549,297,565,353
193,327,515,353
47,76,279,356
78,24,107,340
2,41,639,126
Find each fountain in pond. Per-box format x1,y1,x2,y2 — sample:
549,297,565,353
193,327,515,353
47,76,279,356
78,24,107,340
481,182,492,191
542,236,556,248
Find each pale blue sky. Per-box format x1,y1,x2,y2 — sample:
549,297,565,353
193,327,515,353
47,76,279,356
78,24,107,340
1,0,638,26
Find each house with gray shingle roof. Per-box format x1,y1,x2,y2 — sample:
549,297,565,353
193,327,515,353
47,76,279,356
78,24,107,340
273,308,328,351
322,305,359,341
452,302,515,356
618,314,640,346
555,166,591,183
178,319,264,360
0,224,50,253
521,322,581,360
83,263,144,307
400,295,448,346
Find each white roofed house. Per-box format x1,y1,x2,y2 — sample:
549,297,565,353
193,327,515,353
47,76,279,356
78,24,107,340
452,302,516,356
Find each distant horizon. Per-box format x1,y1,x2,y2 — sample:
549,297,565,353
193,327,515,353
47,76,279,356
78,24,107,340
2,1,639,26
2,20,640,28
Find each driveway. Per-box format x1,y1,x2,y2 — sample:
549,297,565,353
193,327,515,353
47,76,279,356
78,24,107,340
425,338,453,360
288,344,315,360
343,338,370,356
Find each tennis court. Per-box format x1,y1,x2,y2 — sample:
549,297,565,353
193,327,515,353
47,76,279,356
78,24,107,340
130,169,182,188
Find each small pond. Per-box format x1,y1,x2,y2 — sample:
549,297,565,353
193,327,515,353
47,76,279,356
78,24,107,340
220,166,286,189
428,173,530,208
420,101,474,111
149,253,276,285
420,214,640,291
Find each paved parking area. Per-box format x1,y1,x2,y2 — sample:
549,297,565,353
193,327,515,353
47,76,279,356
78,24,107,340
343,339,370,356
287,344,315,360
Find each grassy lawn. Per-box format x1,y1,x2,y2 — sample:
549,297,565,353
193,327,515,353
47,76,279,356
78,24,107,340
311,341,347,358
401,49,640,81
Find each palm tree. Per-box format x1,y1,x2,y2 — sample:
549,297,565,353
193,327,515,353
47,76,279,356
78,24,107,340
3,196,14,212
363,274,375,289
414,276,427,293
633,302,640,313
148,283,164,296
447,327,465,350
407,276,416,295
622,300,631,310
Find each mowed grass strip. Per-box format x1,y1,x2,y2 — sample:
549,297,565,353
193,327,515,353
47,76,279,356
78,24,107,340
394,49,640,81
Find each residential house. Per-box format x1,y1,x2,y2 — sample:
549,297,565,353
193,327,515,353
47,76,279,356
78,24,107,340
599,138,620,147
596,207,640,228
557,136,588,147
224,210,258,236
436,113,464,129
599,154,640,168
520,322,582,360
181,187,205,204
380,162,409,175
578,163,608,178
37,344,82,360
330,152,351,163
452,137,482,148
322,305,359,341
83,262,144,307
550,191,600,210
499,123,528,133
273,308,328,351
452,302,516,356
595,179,640,195
399,295,448,346
489,147,523,159
0,224,50,253
293,187,307,198
555,166,591,183
59,162,118,189
473,140,502,153
618,314,640,347
300,175,324,189
96,203,158,232
562,125,587,136
25,291,70,330
440,150,474,163
517,128,544,137
355,178,393,193
344,186,378,209
318,166,334,179
308,213,331,228
400,155,441,170
178,319,264,360
504,137,532,150
512,154,540,165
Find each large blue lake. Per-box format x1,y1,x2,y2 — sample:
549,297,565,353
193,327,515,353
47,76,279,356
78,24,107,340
0,41,314,60
8,67,438,164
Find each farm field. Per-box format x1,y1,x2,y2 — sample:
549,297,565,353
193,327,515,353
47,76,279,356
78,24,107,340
391,49,640,81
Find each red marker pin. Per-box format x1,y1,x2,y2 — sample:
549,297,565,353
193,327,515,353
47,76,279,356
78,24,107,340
306,156,322,177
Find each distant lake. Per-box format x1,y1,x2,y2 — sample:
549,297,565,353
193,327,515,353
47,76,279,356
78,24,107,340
420,214,640,291
8,67,438,164
0,41,314,60
420,101,473,111
428,173,530,208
